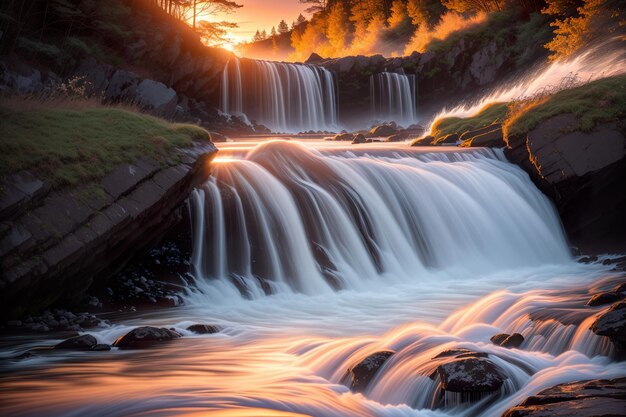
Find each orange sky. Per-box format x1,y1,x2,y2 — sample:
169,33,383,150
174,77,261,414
206,0,309,48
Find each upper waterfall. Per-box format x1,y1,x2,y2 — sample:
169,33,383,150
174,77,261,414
220,57,338,133
370,71,418,128
187,141,571,301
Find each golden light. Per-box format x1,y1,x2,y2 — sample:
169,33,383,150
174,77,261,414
212,155,238,163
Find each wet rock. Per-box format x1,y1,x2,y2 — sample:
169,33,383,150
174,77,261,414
579,255,599,264
55,334,98,350
346,351,394,393
385,132,410,142
91,344,111,351
187,324,221,334
411,135,435,146
135,79,177,117
587,282,626,307
502,377,626,417
369,125,398,138
209,131,228,142
433,348,488,359
436,357,505,393
491,333,524,348
333,132,354,141
461,127,504,148
591,301,626,358
459,123,503,142
351,133,367,144
435,133,459,145
113,326,181,349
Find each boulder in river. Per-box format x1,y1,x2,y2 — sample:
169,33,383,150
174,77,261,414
187,324,221,334
587,283,626,306
461,127,504,147
491,333,524,348
113,326,181,349
502,377,626,417
346,350,394,393
333,132,354,141
411,135,435,146
351,133,367,144
54,334,98,350
436,357,505,393
368,125,398,138
435,133,459,145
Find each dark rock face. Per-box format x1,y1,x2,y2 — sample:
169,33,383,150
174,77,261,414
55,334,98,350
506,114,626,253
385,132,410,142
0,143,216,320
502,378,626,417
346,351,394,393
591,301,626,357
187,324,221,334
433,348,488,359
332,133,354,141
435,133,459,145
436,357,505,393
113,326,181,349
491,333,525,348
351,133,367,144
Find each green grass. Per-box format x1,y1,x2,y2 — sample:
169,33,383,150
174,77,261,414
431,102,508,138
505,75,626,137
0,104,209,189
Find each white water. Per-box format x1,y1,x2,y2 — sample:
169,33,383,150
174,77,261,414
428,36,626,130
1,141,624,417
370,71,418,128
220,57,338,133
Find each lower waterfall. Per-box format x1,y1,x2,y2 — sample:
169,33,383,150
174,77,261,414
188,141,570,300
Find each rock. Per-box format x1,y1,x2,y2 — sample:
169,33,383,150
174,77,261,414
506,114,626,253
591,301,626,358
461,127,504,148
385,132,410,142
411,135,435,146
502,378,626,417
459,124,503,142
187,324,221,334
587,284,625,306
55,334,98,350
369,125,398,138
435,133,459,145
433,348,488,359
346,351,394,393
91,344,111,351
135,79,178,116
351,133,366,144
333,133,354,141
306,53,324,64
113,326,181,349
491,333,524,348
105,70,140,100
436,357,505,393
209,131,228,142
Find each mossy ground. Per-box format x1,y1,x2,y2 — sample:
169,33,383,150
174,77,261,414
505,75,626,137
431,103,508,138
0,100,208,188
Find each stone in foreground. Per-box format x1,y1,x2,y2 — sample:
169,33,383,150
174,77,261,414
346,350,394,393
113,326,181,349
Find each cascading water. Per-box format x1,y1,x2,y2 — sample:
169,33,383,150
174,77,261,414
220,57,338,133
1,141,624,417
370,70,418,128
187,141,569,301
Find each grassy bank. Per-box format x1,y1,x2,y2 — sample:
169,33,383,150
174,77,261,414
505,75,626,137
0,99,209,188
431,103,508,138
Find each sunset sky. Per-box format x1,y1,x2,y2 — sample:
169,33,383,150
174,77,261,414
207,0,309,48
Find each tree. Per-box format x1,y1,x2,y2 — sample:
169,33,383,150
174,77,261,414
388,0,413,36
278,19,290,33
299,0,329,14
253,29,264,41
271,26,277,37
407,0,445,29
441,0,503,13
326,1,350,52
260,29,268,39
195,19,238,46
189,1,242,30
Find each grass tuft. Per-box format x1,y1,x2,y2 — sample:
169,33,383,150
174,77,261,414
0,98,208,189
431,102,508,138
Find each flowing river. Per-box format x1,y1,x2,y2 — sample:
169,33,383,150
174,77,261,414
1,140,624,417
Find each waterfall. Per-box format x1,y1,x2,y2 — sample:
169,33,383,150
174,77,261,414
370,70,418,128
220,57,338,133
188,141,571,301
